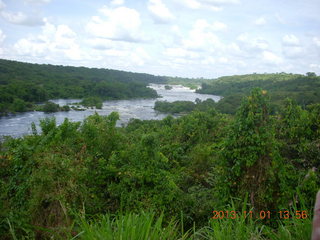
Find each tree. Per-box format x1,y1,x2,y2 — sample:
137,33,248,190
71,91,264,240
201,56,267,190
306,72,316,77
216,88,282,210
12,98,27,112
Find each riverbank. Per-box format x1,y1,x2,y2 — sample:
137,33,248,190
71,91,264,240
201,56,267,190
0,84,220,137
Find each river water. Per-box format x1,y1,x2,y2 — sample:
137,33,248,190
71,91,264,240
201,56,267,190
0,84,220,137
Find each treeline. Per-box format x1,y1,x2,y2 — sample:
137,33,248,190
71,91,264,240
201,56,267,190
0,59,165,115
165,76,211,89
197,72,320,113
154,98,246,115
0,89,318,239
154,99,216,114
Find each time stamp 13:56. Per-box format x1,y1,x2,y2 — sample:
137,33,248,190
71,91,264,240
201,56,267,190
211,210,309,220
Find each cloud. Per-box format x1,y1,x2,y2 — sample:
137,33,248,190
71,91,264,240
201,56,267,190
282,46,303,59
110,0,124,6
0,0,44,26
0,0,5,10
212,21,227,31
310,63,320,69
262,50,282,64
87,46,151,69
24,0,51,3
175,0,239,11
254,17,266,26
14,21,82,60
87,38,115,50
0,29,5,55
281,34,303,58
282,34,300,46
164,47,199,58
1,10,45,26
236,33,269,56
181,19,225,52
86,6,144,42
313,37,320,47
275,13,286,24
0,29,5,43
148,0,175,24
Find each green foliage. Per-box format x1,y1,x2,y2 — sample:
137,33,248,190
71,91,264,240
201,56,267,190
154,99,217,114
77,211,189,240
215,89,284,211
41,101,60,112
164,85,173,90
197,72,320,112
0,59,163,114
80,97,103,109
0,88,318,239
35,101,71,113
154,100,196,113
12,98,27,112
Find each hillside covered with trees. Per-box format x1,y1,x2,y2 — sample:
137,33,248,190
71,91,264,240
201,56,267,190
196,72,320,114
0,88,318,239
0,59,166,115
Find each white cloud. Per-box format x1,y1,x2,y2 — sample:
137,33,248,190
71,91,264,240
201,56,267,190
218,57,228,63
24,0,50,3
275,13,286,24
282,34,300,46
262,50,282,64
14,21,82,60
87,38,114,50
1,11,45,26
0,0,5,10
313,37,320,47
86,6,144,42
182,19,223,51
148,0,175,24
310,63,320,69
0,29,5,55
175,0,239,11
180,0,201,9
237,33,269,55
0,29,5,43
212,21,227,31
283,46,303,58
201,56,216,65
254,17,266,25
164,47,199,58
110,0,124,6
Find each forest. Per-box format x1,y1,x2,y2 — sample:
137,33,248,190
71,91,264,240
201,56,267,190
196,72,320,114
0,60,319,239
0,87,319,239
0,59,165,115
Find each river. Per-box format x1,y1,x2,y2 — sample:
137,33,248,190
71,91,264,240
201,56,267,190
0,84,221,137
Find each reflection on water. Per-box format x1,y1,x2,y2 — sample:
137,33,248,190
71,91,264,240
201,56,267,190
0,84,221,137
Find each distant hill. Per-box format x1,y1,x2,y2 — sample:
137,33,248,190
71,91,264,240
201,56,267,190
196,72,320,113
0,59,166,114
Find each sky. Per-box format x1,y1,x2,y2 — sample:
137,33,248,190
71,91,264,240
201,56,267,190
0,0,319,78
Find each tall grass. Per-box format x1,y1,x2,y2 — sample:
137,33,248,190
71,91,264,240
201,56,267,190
194,200,312,240
75,211,190,240
74,207,311,240
7,208,312,239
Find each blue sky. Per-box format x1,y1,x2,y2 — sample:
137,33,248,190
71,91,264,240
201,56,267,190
0,0,319,78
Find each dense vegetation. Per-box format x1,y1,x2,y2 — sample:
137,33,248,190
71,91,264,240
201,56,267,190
165,76,210,89
79,97,103,109
35,101,70,113
154,97,246,115
0,59,165,115
197,72,320,114
154,99,217,114
0,89,318,239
